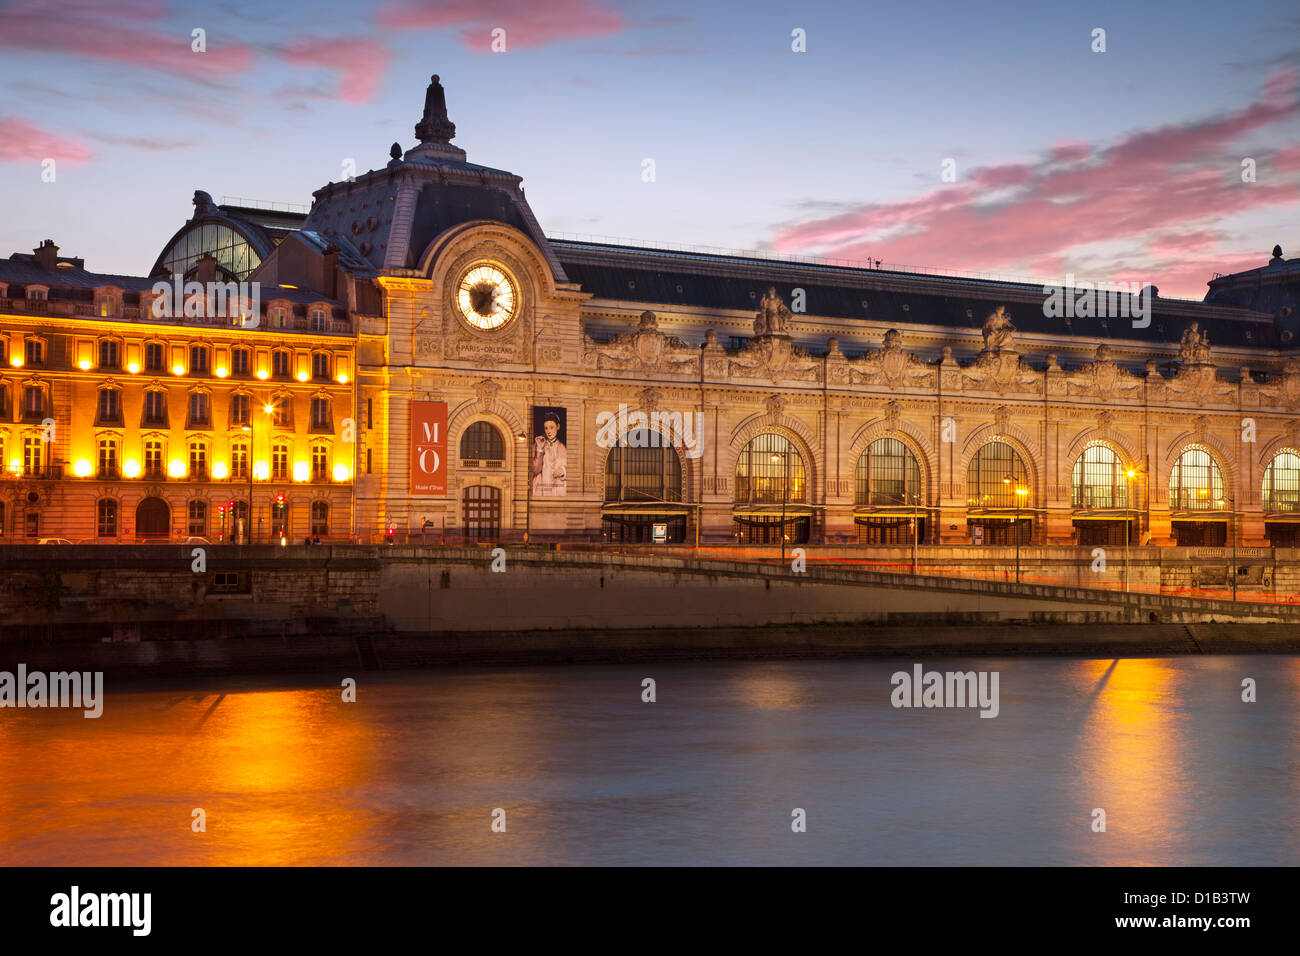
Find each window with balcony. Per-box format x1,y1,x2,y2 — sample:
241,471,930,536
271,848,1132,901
23,436,43,477
460,421,504,464
188,441,208,480
96,388,122,426
230,393,250,427
309,397,331,431
142,390,167,426
230,441,248,479
98,339,120,369
98,296,117,318
310,309,326,332
187,392,211,428
272,443,289,481
311,444,329,482
97,438,119,479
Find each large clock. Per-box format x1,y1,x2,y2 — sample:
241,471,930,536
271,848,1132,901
456,264,517,331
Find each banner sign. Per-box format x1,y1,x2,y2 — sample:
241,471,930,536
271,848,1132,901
410,400,448,494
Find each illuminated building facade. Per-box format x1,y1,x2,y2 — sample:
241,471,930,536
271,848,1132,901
3,75,1299,548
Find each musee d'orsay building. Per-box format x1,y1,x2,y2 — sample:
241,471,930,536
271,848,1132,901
2,75,1299,549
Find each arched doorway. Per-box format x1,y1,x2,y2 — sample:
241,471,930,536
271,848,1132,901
135,497,170,538
462,485,501,541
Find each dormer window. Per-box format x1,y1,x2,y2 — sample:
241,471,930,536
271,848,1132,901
26,287,47,301
310,308,327,332
272,306,288,329
98,295,118,318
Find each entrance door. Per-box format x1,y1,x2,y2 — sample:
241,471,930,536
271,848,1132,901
135,497,170,538
462,485,501,541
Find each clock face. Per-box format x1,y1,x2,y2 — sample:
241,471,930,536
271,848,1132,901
456,265,516,331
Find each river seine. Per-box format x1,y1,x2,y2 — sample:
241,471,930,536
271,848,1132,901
1,655,1296,865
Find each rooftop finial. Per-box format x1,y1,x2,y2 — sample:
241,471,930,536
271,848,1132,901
415,73,456,145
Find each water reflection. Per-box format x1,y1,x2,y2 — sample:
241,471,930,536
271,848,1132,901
0,657,1296,865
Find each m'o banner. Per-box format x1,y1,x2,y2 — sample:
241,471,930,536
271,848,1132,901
410,400,448,494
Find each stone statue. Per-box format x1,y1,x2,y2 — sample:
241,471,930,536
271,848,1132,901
881,328,902,351
981,305,1015,352
755,286,793,336
1179,323,1201,364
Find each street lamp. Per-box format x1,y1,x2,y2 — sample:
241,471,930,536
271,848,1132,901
517,430,529,545
1216,495,1236,602
772,452,788,563
1003,475,1028,584
1125,468,1137,593
239,401,275,544
909,491,921,576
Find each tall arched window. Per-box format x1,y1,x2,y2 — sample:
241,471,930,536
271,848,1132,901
1071,443,1129,509
1169,446,1223,511
967,441,1029,509
605,429,682,502
735,433,806,504
856,437,921,506
460,421,505,463
1263,451,1300,513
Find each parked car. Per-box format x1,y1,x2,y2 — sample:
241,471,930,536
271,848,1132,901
38,537,74,545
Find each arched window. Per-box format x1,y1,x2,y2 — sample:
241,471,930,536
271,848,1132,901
97,499,118,537
856,437,921,506
1071,443,1129,509
1170,446,1223,511
967,441,1029,509
1263,451,1300,514
460,421,505,462
605,429,682,502
735,433,806,504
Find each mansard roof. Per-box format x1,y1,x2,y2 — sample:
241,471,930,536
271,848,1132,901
553,240,1279,351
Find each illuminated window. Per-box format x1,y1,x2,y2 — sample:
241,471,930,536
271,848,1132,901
189,441,208,480
23,436,43,477
230,441,248,479
967,441,1029,509
144,342,165,372
272,443,289,480
311,444,329,481
272,350,291,378
24,339,43,365
856,437,921,506
735,433,805,504
605,429,681,502
159,222,262,282
97,437,119,479
312,352,331,379
231,347,250,375
310,309,326,332
1169,446,1223,511
460,421,504,462
1263,451,1300,514
97,499,118,537
272,308,288,329
98,296,117,318
272,398,291,428
22,385,45,419
1071,443,1128,509
144,440,164,479
189,345,210,373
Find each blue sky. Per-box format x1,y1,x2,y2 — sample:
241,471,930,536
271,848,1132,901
0,0,1296,297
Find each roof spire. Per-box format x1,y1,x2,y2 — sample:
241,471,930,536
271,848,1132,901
406,73,467,162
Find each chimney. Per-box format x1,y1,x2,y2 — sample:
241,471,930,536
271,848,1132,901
195,253,217,284
323,245,340,299
33,239,59,271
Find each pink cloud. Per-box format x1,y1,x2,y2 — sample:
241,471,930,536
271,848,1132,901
0,0,252,75
771,73,1300,298
377,0,624,50
282,37,390,104
0,117,92,163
